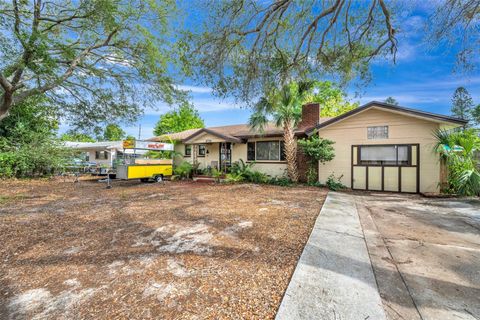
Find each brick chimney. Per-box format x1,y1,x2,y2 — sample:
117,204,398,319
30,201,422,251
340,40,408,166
298,103,320,130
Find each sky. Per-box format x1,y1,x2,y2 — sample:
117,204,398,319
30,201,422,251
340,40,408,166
64,2,480,139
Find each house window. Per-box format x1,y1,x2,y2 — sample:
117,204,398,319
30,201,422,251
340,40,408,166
367,126,389,139
247,142,255,161
280,141,286,161
359,145,410,166
256,141,280,160
198,145,206,157
247,141,285,161
95,151,108,160
184,145,191,157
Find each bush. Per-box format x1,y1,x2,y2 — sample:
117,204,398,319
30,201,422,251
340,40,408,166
434,129,480,196
225,172,244,183
211,168,223,182
0,96,70,178
231,159,254,176
326,174,346,191
174,161,193,179
298,134,335,184
268,176,293,187
247,170,270,184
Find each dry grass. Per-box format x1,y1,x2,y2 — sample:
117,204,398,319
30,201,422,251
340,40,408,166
0,177,326,319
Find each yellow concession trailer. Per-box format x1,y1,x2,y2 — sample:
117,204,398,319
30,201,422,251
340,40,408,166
116,140,174,182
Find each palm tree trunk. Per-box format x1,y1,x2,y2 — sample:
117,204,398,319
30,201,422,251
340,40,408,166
283,120,299,182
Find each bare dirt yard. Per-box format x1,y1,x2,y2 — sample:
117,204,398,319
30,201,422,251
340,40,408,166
355,192,480,320
0,178,326,320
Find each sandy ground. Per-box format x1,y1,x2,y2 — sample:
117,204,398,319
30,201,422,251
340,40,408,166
0,177,326,320
356,192,480,320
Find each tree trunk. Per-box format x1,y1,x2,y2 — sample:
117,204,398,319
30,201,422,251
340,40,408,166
0,92,13,121
283,120,299,182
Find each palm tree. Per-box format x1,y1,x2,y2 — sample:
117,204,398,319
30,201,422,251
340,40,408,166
433,128,480,196
249,81,315,182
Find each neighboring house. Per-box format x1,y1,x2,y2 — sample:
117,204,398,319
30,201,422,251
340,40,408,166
64,141,144,167
64,141,123,166
149,101,466,193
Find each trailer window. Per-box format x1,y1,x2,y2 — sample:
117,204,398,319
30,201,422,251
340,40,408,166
95,151,108,160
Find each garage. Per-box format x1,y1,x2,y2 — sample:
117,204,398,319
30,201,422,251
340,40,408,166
351,144,420,193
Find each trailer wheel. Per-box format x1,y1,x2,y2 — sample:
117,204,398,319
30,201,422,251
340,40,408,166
154,175,164,183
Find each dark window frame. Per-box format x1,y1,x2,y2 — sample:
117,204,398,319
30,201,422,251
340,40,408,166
95,150,108,160
247,140,286,162
184,145,192,157
197,144,206,157
358,144,412,167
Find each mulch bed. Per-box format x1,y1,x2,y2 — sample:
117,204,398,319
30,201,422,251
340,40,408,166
0,177,326,319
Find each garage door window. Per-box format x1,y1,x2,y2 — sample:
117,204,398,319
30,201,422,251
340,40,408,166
360,145,410,166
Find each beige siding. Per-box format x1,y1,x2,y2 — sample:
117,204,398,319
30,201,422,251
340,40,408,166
173,143,220,169
173,137,287,177
317,107,442,193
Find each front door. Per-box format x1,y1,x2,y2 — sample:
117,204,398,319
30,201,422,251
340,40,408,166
219,142,232,172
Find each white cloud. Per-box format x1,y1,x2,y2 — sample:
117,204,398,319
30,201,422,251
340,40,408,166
176,85,213,94
355,75,480,106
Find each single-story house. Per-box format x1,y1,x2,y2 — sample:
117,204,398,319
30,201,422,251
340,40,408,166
149,101,466,193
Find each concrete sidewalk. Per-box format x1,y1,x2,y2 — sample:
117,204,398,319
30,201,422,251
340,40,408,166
276,192,386,320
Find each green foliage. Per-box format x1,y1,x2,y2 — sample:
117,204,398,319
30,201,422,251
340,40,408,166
103,124,125,141
326,174,346,191
304,81,358,117
250,81,316,131
472,104,480,127
451,87,474,123
229,160,270,184
267,176,293,187
174,161,193,179
225,172,244,183
153,103,204,136
187,1,398,104
298,134,336,184
298,135,335,164
247,171,270,184
433,129,480,196
0,0,189,131
60,131,95,142
384,97,399,105
211,168,223,182
0,96,70,178
125,135,136,141
230,159,254,176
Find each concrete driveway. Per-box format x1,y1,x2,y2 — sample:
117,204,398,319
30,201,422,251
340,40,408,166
355,192,480,320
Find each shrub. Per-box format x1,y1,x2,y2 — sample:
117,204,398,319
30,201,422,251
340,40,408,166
434,128,480,196
298,134,335,184
0,96,70,178
174,161,193,179
211,168,223,182
268,176,293,187
247,170,270,184
225,172,244,183
326,174,346,191
231,159,254,177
